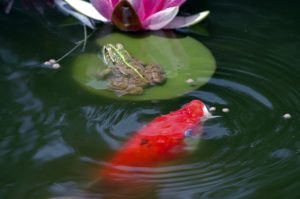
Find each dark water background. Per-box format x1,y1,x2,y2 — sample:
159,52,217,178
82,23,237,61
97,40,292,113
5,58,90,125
1,0,300,198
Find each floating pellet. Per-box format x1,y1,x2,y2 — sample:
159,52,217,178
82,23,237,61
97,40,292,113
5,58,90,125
186,78,194,84
222,108,229,113
209,107,216,112
283,113,291,119
49,59,57,64
43,61,51,65
52,63,61,69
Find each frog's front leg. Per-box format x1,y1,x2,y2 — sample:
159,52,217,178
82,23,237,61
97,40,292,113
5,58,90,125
96,68,111,79
113,85,143,96
144,64,166,85
126,85,144,95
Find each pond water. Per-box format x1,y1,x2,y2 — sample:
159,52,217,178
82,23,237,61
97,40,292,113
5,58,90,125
1,0,300,198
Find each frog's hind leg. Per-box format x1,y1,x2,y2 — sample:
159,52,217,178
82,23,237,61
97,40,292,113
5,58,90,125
114,90,127,97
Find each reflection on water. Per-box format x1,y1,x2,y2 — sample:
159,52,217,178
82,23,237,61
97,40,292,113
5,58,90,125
1,0,300,198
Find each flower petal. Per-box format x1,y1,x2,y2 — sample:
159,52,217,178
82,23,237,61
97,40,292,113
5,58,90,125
127,0,141,11
110,0,120,7
165,0,186,7
90,0,114,21
164,10,210,29
63,0,109,21
4,0,14,14
143,6,179,30
55,0,95,28
144,0,185,17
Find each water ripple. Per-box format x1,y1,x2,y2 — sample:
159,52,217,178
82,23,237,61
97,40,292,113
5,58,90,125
1,1,300,198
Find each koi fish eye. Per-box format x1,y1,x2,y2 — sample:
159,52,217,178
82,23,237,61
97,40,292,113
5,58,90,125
184,129,193,137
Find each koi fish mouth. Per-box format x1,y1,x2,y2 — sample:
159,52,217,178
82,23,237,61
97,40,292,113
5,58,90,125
202,105,221,121
202,104,211,121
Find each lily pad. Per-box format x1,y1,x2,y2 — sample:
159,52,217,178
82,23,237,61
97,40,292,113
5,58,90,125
72,32,216,100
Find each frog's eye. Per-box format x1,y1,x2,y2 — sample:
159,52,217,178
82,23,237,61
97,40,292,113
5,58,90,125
184,129,193,137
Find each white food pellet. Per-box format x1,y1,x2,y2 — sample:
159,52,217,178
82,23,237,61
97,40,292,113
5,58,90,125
43,61,51,65
283,113,291,119
49,59,57,64
209,107,216,112
222,108,229,113
186,78,194,84
52,63,61,69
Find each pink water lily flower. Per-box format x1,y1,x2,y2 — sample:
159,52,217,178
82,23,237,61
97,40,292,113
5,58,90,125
63,0,209,31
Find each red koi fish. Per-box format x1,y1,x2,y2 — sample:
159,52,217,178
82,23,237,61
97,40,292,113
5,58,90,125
101,100,210,185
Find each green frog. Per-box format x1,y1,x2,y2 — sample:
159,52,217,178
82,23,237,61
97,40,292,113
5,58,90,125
98,43,166,96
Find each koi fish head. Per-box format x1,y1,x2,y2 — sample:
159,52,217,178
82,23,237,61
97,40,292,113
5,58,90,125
132,100,211,160
181,99,211,122
174,100,211,152
162,99,210,135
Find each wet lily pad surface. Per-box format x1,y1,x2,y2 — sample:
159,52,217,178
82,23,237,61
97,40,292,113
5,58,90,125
72,32,216,100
